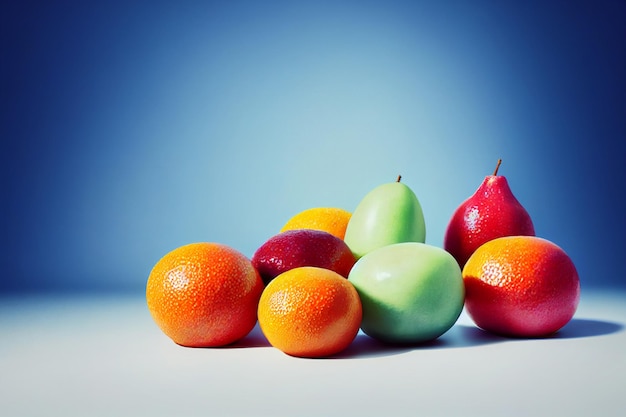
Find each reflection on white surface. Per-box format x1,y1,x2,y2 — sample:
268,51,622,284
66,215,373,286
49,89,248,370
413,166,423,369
0,290,624,417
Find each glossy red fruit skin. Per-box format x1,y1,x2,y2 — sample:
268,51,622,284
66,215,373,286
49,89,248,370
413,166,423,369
444,175,535,268
251,229,357,285
463,237,581,337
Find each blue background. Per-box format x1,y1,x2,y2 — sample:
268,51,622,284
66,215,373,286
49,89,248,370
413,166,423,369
3,0,625,293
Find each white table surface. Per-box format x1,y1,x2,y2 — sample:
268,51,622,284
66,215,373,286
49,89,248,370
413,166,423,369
1,289,624,417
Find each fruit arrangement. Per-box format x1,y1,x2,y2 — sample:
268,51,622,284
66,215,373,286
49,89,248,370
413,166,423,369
146,160,580,357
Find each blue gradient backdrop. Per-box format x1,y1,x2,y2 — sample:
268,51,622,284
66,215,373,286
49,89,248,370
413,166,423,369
3,0,625,293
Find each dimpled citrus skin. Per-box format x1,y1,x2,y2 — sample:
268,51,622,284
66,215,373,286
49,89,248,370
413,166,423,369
146,242,264,347
462,236,580,337
280,207,352,240
258,266,362,358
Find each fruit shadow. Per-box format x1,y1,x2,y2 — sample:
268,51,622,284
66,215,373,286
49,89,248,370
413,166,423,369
225,317,623,355
229,323,272,348
330,325,508,359
550,318,623,339
331,317,624,359
228,323,509,355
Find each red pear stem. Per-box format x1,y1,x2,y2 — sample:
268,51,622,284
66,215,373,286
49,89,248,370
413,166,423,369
396,175,402,183
493,159,502,176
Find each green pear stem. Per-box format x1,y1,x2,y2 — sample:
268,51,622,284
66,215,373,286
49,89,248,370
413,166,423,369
396,175,402,183
493,159,502,176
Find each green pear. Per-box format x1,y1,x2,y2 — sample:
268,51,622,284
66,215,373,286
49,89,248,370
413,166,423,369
344,176,426,259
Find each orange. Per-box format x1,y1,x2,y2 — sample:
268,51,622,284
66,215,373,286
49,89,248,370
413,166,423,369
146,242,264,347
280,207,352,240
462,236,580,337
258,266,362,358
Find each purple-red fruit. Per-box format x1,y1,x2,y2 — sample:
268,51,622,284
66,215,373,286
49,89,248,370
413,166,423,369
252,229,356,285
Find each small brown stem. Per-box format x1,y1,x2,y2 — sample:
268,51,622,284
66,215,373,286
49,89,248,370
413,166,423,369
493,159,502,176
396,175,402,183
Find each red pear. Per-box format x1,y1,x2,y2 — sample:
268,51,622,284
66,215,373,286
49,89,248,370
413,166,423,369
444,159,535,268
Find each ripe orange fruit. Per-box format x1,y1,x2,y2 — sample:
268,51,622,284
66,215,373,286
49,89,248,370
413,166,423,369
280,207,352,240
462,236,580,337
258,266,362,358
146,242,264,347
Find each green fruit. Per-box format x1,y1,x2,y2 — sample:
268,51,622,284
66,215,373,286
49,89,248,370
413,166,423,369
348,242,465,344
344,177,426,259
